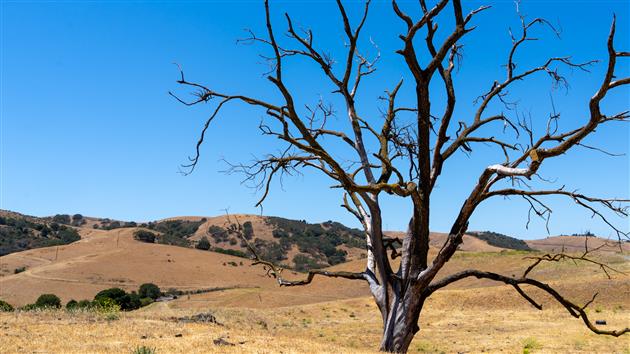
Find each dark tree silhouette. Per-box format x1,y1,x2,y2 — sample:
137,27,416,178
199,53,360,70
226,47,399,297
172,1,629,352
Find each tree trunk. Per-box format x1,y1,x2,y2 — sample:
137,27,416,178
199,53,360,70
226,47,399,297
379,291,425,353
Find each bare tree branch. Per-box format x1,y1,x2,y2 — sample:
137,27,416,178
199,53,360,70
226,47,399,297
424,269,629,337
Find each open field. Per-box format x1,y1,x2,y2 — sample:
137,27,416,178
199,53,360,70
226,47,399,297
1,285,629,354
1,219,628,353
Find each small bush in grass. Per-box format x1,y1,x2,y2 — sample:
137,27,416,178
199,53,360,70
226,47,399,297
19,303,39,311
138,283,161,300
0,299,14,312
93,297,120,313
66,299,78,310
132,346,156,354
14,267,26,274
77,299,92,309
522,337,542,354
35,294,61,308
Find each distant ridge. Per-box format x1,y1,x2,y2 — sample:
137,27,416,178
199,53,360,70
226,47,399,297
468,231,532,251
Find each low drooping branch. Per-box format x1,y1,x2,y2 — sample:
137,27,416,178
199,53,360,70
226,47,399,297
424,269,630,337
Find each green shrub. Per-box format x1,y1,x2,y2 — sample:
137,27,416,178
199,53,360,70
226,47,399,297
139,297,153,307
522,337,542,354
293,254,324,272
243,221,254,240
121,292,141,311
207,225,229,243
195,236,211,250
35,294,61,308
94,288,142,311
133,230,156,243
65,299,78,310
0,299,14,312
93,297,120,313
57,228,81,243
132,346,156,354
19,303,39,311
213,247,247,258
468,231,532,251
14,266,26,274
138,283,161,300
71,214,85,226
52,214,71,224
151,220,203,247
95,288,127,302
77,299,92,309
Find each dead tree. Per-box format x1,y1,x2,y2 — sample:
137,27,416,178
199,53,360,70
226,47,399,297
171,1,629,352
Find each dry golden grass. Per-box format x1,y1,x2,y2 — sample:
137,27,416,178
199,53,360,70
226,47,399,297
1,222,629,353
1,286,628,354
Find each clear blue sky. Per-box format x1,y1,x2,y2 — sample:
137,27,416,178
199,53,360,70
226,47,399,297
1,1,628,239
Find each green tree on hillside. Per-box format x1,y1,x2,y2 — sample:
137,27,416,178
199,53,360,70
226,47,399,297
138,283,161,300
195,236,211,250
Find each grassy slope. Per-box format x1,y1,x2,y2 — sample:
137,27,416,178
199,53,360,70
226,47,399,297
1,216,628,353
1,278,628,353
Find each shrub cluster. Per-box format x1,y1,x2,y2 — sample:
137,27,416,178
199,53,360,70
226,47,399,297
266,217,363,267
0,215,80,256
212,247,247,258
133,230,157,243
0,299,14,312
16,294,62,311
14,283,162,313
195,236,211,250
141,219,205,247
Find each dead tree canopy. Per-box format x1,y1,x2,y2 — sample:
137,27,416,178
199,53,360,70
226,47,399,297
172,0,629,352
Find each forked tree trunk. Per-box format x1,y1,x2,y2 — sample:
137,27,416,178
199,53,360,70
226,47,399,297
379,289,426,353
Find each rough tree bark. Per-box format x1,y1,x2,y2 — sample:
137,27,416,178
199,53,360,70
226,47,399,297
171,1,629,352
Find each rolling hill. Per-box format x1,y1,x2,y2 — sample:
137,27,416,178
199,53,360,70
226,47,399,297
1,209,628,309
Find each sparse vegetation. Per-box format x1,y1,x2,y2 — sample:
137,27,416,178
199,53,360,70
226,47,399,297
132,346,157,354
522,337,542,354
0,299,14,312
263,217,364,268
0,215,80,255
145,220,204,247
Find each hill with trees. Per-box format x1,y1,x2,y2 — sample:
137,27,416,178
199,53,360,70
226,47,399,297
0,212,81,256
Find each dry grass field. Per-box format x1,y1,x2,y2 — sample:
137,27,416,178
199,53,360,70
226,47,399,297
1,221,629,353
1,285,628,353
